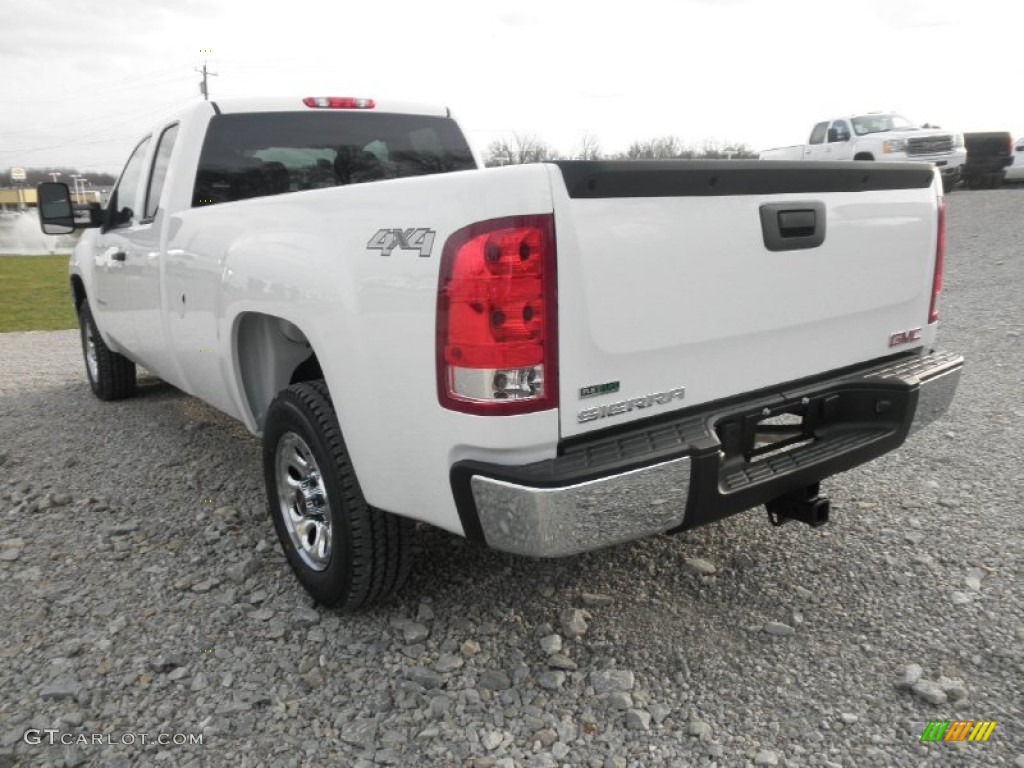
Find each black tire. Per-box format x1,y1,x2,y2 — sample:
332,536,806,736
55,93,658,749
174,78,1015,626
988,173,1003,189
78,301,136,401
263,380,412,609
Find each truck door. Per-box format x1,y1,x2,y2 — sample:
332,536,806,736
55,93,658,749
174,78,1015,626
804,122,831,160
90,136,151,354
127,123,180,377
826,120,854,160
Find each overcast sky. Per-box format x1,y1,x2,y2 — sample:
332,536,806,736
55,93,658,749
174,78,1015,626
0,0,1017,176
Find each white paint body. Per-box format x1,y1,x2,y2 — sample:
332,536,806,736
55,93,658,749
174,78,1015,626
1004,135,1024,181
70,99,945,539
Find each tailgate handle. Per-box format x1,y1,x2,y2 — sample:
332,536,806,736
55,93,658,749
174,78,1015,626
760,202,826,251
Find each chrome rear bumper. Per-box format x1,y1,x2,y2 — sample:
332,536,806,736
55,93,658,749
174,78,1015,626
457,350,963,558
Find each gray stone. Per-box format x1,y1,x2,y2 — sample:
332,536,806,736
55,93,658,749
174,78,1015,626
538,671,566,690
265,623,286,640
685,557,717,576
191,672,209,691
39,681,81,701
0,549,20,562
951,591,972,605
167,666,189,682
248,607,274,622
625,709,651,731
551,742,570,760
416,602,435,622
191,578,219,593
896,663,923,690
225,556,258,584
937,676,968,702
911,679,948,705
107,615,127,635
533,728,558,747
461,640,481,656
688,719,712,740
764,621,795,637
482,730,503,751
840,712,858,724
590,669,635,694
403,622,430,644
429,694,449,719
61,711,84,727
539,634,562,654
434,653,464,673
293,606,320,627
650,703,671,725
581,592,613,607
547,653,577,671
407,666,443,690
607,692,633,710
341,718,378,749
477,669,511,691
754,750,779,766
560,608,588,639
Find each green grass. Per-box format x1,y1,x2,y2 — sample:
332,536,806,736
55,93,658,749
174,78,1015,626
0,255,76,332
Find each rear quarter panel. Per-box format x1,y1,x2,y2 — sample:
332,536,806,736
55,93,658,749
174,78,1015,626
167,164,562,534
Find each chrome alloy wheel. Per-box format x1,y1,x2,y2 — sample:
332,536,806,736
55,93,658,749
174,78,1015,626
83,319,99,383
275,432,333,571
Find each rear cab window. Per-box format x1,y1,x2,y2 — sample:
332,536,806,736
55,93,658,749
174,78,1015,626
809,122,829,145
192,112,476,207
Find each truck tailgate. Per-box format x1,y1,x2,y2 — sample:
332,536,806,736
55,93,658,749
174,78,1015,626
549,161,941,439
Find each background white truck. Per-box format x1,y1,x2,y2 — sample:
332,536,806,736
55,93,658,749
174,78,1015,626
760,113,966,191
38,97,962,608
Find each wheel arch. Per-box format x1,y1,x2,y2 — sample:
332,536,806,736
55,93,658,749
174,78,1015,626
70,274,87,311
854,152,875,161
232,312,325,432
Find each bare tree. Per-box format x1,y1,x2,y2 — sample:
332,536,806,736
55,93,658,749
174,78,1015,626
483,133,562,167
571,132,602,161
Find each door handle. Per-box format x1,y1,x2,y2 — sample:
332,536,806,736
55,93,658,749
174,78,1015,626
111,251,126,262
759,202,827,251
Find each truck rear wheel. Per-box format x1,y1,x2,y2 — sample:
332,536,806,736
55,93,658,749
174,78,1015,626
263,380,412,609
78,301,136,400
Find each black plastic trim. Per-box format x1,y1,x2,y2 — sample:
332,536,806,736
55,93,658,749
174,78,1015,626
553,160,935,199
211,101,221,115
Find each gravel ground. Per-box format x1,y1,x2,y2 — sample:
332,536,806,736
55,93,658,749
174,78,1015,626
1,190,1022,768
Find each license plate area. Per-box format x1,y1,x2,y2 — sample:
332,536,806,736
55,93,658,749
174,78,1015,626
715,399,817,465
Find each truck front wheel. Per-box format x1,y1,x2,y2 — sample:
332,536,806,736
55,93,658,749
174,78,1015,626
263,380,412,609
78,301,136,400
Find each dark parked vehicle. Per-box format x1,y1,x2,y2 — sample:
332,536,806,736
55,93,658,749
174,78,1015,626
961,132,1014,189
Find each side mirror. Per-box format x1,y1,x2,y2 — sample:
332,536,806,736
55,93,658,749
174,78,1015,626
37,182,76,235
827,128,847,143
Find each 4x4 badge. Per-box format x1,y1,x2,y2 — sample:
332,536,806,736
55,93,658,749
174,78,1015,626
368,228,436,257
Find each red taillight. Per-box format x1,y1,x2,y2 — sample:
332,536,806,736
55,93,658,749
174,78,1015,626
929,198,945,324
437,215,558,415
302,96,375,109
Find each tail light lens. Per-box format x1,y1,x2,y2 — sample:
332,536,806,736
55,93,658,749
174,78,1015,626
928,197,945,324
437,215,558,415
302,97,375,109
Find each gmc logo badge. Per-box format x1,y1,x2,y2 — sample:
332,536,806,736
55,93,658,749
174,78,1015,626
889,327,922,347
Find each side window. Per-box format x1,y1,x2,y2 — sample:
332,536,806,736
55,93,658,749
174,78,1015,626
809,122,829,145
830,120,851,142
144,124,179,220
108,137,151,228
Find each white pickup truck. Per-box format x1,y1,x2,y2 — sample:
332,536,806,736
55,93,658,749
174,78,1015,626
38,97,963,608
760,114,966,191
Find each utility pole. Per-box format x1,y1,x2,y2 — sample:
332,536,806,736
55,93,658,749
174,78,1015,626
196,61,218,101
